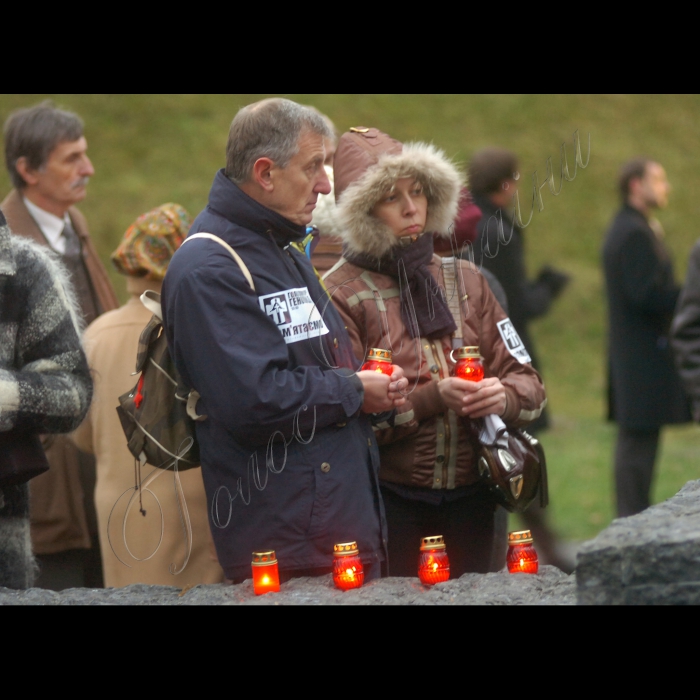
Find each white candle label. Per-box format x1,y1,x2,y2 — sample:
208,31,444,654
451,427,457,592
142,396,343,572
259,287,329,345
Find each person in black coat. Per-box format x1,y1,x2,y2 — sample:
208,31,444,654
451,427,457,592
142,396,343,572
464,148,571,571
603,157,690,518
467,148,569,433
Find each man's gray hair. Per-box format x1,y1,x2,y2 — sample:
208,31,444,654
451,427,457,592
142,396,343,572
4,100,84,190
225,98,333,185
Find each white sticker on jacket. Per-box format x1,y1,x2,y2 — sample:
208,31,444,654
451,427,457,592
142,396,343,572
496,318,531,364
259,287,329,344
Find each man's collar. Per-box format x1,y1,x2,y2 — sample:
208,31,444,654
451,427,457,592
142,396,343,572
207,170,307,246
623,202,650,222
22,196,70,253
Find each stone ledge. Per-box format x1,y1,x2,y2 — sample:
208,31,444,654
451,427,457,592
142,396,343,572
0,566,575,605
577,479,700,604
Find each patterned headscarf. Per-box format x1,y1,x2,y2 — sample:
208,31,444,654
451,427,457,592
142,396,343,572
111,203,191,280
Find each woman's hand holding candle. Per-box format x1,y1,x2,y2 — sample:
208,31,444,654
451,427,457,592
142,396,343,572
439,377,507,418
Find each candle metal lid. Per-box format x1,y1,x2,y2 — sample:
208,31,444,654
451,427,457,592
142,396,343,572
366,348,392,363
420,535,446,551
334,541,359,557
508,530,533,545
453,346,481,360
252,550,278,566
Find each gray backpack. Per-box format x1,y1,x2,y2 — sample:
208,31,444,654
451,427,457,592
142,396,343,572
116,233,254,470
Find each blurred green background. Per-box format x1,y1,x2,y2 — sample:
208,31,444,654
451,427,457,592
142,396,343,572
2,94,698,543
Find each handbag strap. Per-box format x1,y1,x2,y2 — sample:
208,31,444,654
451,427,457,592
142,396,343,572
441,257,466,344
182,232,256,291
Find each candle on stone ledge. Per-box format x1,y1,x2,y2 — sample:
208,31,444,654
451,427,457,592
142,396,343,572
333,541,364,590
451,346,484,382
418,535,450,585
252,550,280,595
507,530,539,574
361,348,394,376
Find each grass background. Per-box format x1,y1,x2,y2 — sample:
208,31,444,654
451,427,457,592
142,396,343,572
2,94,698,543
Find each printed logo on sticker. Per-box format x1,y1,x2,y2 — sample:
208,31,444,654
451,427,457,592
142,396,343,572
496,318,531,364
259,287,329,345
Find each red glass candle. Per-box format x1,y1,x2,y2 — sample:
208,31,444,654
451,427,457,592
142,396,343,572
507,530,539,574
361,348,394,376
333,541,364,590
418,535,450,585
251,550,280,595
451,346,484,382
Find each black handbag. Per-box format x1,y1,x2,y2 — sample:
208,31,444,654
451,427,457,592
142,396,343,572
472,420,548,513
0,431,50,487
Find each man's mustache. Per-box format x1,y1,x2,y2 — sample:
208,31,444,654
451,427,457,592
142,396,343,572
72,177,90,190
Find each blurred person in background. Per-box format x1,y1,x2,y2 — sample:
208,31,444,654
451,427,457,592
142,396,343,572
671,239,700,422
0,209,92,589
2,101,119,589
71,204,224,587
603,158,690,518
466,147,572,571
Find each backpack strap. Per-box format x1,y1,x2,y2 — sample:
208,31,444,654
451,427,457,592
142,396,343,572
140,289,163,320
182,232,255,291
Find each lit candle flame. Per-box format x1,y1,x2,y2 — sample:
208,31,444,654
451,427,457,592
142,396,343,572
262,575,270,585
520,558,524,569
432,562,438,571
345,568,355,579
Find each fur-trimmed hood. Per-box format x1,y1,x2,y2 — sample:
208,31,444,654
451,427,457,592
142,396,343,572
333,128,464,260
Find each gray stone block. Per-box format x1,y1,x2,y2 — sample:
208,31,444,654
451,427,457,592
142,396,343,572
576,546,623,589
577,478,700,604
622,582,700,606
577,586,624,606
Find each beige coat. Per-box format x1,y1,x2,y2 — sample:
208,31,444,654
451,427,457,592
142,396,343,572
71,277,223,587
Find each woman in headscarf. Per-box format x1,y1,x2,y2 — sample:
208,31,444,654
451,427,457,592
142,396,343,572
324,128,547,577
71,203,224,587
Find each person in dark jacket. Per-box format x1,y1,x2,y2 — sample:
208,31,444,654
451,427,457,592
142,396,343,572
466,147,571,571
671,240,700,422
468,148,569,433
162,99,407,584
603,158,690,518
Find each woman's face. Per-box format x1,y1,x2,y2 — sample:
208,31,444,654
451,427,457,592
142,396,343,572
372,177,428,238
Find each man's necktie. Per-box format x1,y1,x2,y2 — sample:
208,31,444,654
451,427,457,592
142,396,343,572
61,219,82,258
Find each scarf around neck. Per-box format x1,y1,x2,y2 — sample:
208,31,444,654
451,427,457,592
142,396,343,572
345,233,457,340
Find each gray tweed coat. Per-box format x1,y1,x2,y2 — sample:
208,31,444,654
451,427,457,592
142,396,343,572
0,210,92,589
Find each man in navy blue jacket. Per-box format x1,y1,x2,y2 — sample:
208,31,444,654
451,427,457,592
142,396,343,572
162,99,406,583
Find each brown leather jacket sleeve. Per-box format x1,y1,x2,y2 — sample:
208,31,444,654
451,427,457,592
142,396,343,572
473,266,547,428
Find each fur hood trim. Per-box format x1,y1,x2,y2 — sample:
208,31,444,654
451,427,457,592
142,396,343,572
336,142,464,260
